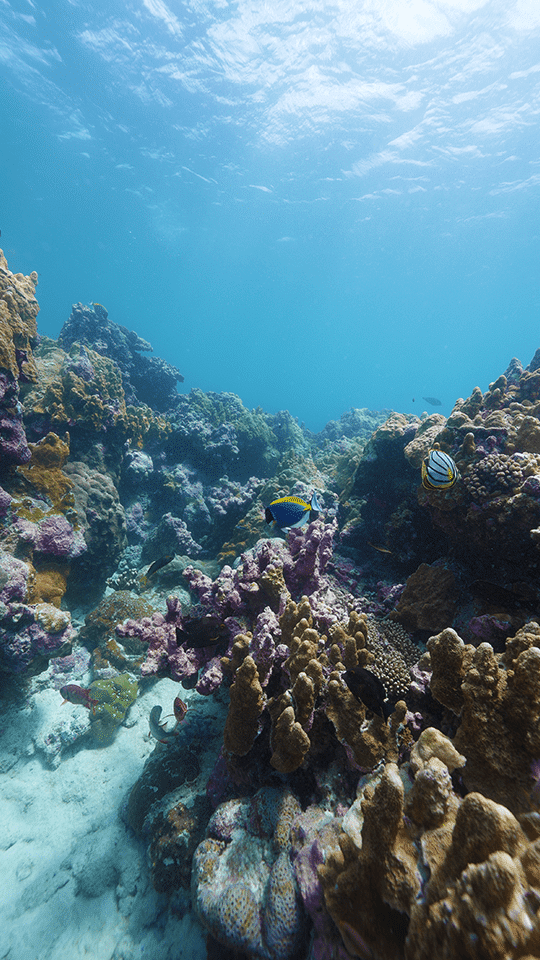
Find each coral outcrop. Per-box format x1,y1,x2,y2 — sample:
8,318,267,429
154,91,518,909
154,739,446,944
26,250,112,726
0,249,39,470
0,550,75,674
192,787,305,960
428,622,540,814
10,240,540,960
58,301,184,411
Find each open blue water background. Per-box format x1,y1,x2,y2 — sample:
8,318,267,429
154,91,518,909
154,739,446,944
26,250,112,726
1,0,539,431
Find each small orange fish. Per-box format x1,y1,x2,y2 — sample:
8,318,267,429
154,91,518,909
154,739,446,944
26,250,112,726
60,684,98,714
173,696,187,723
163,696,188,725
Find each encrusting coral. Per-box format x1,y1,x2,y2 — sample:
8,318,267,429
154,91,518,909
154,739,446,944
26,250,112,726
0,249,39,468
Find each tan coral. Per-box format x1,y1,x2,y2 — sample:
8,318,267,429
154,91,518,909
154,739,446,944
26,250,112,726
429,624,540,815
407,793,538,960
291,671,316,728
279,595,313,645
221,632,251,675
320,762,421,960
284,623,321,685
269,703,310,773
223,655,264,756
325,673,392,769
0,249,39,382
16,433,74,514
260,562,290,609
27,563,69,607
319,728,540,960
427,627,475,714
391,563,457,633
403,415,447,468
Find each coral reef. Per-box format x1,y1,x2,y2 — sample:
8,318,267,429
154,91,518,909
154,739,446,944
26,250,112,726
10,242,540,959
0,564,75,675
340,412,448,569
428,622,540,815
390,562,457,634
58,301,184,411
62,460,127,598
165,389,280,482
0,248,38,471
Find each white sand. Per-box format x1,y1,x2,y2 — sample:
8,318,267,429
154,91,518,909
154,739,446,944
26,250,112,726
0,676,208,960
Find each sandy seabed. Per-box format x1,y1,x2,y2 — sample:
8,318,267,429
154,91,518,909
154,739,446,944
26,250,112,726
0,675,208,960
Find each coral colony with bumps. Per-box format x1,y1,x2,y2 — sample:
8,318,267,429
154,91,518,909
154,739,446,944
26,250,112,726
5,247,540,958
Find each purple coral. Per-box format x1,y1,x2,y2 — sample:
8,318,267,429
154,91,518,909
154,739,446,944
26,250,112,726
63,347,95,382
0,552,31,603
34,515,87,560
0,486,12,516
0,601,75,675
0,400,31,467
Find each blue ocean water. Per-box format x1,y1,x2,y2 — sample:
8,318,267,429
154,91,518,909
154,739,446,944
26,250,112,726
1,0,540,430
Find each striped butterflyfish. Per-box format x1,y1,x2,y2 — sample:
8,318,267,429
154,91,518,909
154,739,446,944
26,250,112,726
265,491,321,531
421,449,459,491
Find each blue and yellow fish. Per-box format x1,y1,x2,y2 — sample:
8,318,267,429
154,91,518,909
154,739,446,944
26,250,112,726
265,492,321,531
421,449,459,491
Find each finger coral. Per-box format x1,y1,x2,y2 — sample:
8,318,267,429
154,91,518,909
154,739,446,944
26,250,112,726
428,622,540,814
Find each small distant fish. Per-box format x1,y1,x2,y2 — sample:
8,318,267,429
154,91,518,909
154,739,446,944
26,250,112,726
343,666,393,721
148,704,179,744
368,543,393,555
265,492,321,531
421,449,459,491
145,554,175,579
176,614,229,649
422,396,442,406
92,302,108,320
60,684,98,714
